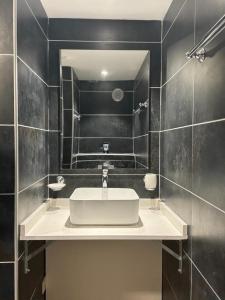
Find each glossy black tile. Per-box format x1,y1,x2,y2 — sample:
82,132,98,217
80,116,132,137
17,0,48,82
150,88,160,132
0,0,13,54
194,32,225,123
49,19,161,42
0,126,15,193
162,61,194,130
0,263,14,300
18,59,48,129
192,196,225,300
134,108,149,136
18,177,48,224
192,265,220,300
160,177,192,255
150,132,159,174
63,80,73,109
162,0,195,84
73,81,80,113
49,87,60,131
19,127,47,191
193,122,225,211
0,55,14,124
161,128,192,190
79,138,133,154
162,249,191,300
80,91,133,115
134,135,149,168
195,0,225,43
0,195,14,261
26,0,48,36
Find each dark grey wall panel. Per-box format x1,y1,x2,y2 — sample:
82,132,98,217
49,87,60,131
18,59,48,129
0,56,14,124
162,61,194,130
17,0,48,82
18,177,48,224
0,127,15,193
80,115,132,138
26,0,48,36
49,132,60,173
18,127,47,191
49,19,161,42
134,135,148,168
161,128,192,190
0,0,13,54
0,264,14,300
150,88,160,132
0,195,14,261
80,91,133,114
162,0,195,84
150,132,159,174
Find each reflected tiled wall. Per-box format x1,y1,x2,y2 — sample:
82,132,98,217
161,0,225,299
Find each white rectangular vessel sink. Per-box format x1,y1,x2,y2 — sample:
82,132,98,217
70,188,139,225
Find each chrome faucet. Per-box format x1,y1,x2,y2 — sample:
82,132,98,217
102,169,108,188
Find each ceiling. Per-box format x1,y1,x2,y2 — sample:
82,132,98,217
41,0,172,20
61,50,149,80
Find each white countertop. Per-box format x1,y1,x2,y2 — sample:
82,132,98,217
20,199,188,241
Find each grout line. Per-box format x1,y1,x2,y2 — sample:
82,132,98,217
184,251,222,300
81,114,133,116
18,175,48,194
165,274,179,300
18,124,48,132
0,124,14,126
49,39,161,44
72,136,133,139
161,60,190,88
24,0,49,40
162,0,189,43
0,261,15,264
80,90,134,93
0,53,14,56
161,175,225,215
0,193,15,195
133,134,148,139
17,56,48,87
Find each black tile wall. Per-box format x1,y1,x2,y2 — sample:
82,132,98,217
162,0,225,299
0,0,13,54
0,56,14,124
79,80,134,91
150,88,160,132
18,127,47,191
161,128,192,190
134,135,149,168
49,132,60,174
161,61,194,130
63,81,73,109
0,126,15,193
17,0,48,82
150,132,159,174
49,19,161,42
0,195,14,261
49,87,60,131
18,58,48,129
80,115,133,138
18,177,48,224
80,91,133,115
162,0,195,84
0,263,14,300
26,0,48,36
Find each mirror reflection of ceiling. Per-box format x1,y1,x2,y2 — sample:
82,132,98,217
61,50,149,81
41,0,173,20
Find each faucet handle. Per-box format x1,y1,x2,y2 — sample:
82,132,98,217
57,176,65,184
103,169,108,176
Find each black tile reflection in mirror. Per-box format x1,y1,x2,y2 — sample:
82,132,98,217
0,263,14,300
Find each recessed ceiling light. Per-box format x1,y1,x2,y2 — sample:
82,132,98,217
101,70,108,77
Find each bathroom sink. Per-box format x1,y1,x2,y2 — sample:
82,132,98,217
70,188,139,225
48,183,66,192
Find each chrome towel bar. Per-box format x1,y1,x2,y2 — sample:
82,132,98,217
186,14,225,62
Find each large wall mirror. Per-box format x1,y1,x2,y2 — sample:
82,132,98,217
60,49,150,170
